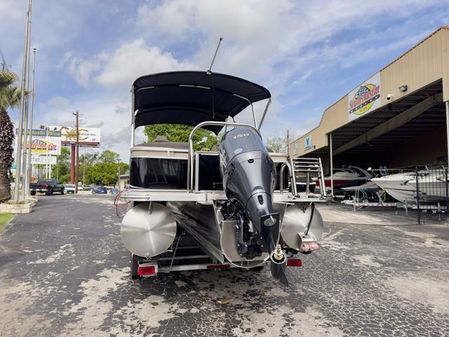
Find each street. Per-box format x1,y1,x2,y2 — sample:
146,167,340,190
0,195,449,337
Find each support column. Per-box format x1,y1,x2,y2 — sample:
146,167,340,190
445,100,449,222
329,133,334,197
74,111,79,193
70,143,76,183
446,101,449,163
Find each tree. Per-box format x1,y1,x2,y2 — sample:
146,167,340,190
53,147,70,183
266,136,287,153
85,162,118,186
144,124,218,151
97,149,119,163
0,71,21,202
82,150,129,186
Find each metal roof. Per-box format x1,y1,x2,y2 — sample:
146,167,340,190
304,80,445,159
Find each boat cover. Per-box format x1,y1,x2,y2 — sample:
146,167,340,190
132,71,271,132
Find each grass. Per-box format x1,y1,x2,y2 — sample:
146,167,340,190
0,213,13,234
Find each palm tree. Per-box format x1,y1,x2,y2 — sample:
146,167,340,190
0,70,21,202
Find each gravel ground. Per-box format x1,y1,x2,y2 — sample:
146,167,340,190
0,195,448,337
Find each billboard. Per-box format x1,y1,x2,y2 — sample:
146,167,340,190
348,73,381,120
32,129,61,137
49,126,101,147
30,136,61,155
31,155,57,165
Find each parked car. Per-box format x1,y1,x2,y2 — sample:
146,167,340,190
30,179,65,195
91,186,107,194
64,184,76,194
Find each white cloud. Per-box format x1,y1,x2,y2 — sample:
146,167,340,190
96,39,194,87
135,0,443,69
38,95,132,161
61,0,449,93
67,55,102,88
0,0,23,25
62,39,195,89
25,0,449,155
132,0,449,114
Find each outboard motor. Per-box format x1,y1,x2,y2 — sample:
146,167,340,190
220,127,287,283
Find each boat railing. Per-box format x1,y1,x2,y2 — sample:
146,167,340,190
187,121,260,192
279,162,296,195
290,157,326,197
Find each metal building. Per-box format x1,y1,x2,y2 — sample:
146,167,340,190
291,26,449,176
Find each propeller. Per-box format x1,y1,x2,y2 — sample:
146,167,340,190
270,244,289,286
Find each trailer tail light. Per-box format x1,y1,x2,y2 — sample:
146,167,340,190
137,264,157,277
207,264,231,270
287,258,302,267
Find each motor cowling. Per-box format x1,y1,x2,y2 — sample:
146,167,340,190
219,127,279,255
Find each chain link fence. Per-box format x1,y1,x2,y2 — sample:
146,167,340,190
414,166,448,224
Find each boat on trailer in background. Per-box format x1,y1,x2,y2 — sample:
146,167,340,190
117,71,326,285
371,169,448,204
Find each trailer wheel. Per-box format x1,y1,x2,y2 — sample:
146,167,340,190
131,254,140,279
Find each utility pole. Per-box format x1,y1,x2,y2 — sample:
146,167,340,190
24,47,36,196
82,148,86,187
14,0,33,202
73,111,80,194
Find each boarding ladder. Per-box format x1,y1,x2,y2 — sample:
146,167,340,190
281,157,326,197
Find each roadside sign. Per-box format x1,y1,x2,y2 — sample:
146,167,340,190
49,126,101,147
32,129,61,137
31,155,57,165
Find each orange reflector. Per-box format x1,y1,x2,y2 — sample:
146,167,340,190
137,265,156,277
207,264,231,270
287,258,302,267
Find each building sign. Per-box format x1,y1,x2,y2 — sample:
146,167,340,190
32,129,61,137
31,155,57,165
348,72,381,120
30,136,61,155
49,126,101,147
304,135,313,150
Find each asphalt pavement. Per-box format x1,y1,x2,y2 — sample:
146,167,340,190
0,195,448,337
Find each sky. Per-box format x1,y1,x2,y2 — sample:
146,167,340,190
1,0,448,161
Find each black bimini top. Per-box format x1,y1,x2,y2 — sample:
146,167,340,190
132,71,271,133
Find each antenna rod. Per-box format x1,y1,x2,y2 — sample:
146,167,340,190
207,37,223,74
0,49,6,71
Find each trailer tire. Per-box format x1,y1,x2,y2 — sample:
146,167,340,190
131,254,140,280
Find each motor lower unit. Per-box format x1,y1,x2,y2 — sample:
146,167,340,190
281,204,323,252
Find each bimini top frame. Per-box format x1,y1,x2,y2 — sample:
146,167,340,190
130,71,271,140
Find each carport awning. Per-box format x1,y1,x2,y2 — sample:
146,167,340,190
306,80,445,157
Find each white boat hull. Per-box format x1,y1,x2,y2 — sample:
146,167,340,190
372,172,448,204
